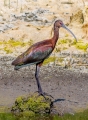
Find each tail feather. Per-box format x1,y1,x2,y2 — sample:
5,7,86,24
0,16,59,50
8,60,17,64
14,65,22,70
12,55,24,66
12,57,24,70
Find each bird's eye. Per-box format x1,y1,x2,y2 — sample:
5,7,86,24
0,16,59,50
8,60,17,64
60,22,62,25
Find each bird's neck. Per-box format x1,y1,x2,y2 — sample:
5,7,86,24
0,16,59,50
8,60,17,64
52,26,59,48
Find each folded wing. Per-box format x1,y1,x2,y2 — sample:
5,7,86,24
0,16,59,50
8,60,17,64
12,41,53,67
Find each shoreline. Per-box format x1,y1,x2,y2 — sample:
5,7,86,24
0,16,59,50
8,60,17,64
0,56,88,115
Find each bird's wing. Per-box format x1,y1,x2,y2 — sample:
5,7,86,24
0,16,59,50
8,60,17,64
12,42,53,66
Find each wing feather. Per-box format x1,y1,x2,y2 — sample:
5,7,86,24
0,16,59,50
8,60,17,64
12,40,53,66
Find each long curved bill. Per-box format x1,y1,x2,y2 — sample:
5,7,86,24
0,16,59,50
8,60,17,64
62,24,77,42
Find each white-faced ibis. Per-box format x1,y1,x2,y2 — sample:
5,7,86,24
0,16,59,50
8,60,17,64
12,20,77,97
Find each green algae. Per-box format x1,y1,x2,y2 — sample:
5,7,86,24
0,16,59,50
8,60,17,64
21,111,35,117
56,38,88,52
4,46,13,54
43,56,64,65
57,58,64,63
72,39,88,51
11,93,52,117
75,42,88,51
57,38,72,45
71,39,77,45
1,38,88,54
0,39,26,47
15,96,24,104
58,39,68,44
43,57,56,65
0,39,33,54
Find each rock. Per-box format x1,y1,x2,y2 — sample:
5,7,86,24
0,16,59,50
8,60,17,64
12,8,54,26
82,6,88,38
0,16,3,23
11,93,52,116
70,9,84,25
83,6,88,24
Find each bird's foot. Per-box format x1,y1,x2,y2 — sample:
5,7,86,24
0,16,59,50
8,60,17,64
39,91,54,99
34,90,54,99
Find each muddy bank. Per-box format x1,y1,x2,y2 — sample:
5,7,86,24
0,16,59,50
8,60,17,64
0,55,88,115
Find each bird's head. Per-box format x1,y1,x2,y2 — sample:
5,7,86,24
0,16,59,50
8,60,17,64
55,20,64,28
54,20,77,42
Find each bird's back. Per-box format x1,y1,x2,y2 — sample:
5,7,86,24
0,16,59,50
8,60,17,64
12,39,53,69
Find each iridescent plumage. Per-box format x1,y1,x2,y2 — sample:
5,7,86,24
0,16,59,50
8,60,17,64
12,20,77,96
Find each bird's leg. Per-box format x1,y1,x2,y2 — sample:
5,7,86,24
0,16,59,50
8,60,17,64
35,63,54,99
35,63,44,95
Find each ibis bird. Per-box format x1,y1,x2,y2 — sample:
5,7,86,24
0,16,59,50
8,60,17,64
12,20,77,96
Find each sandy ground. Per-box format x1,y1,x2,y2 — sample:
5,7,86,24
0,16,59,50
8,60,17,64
0,56,88,114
